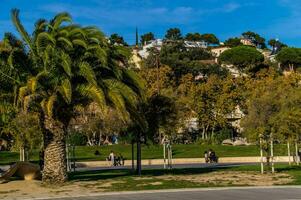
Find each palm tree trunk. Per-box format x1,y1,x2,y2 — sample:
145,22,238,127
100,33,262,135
42,117,67,183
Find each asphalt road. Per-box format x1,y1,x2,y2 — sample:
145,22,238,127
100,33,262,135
43,187,301,200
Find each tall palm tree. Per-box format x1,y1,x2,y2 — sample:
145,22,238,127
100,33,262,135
11,9,144,183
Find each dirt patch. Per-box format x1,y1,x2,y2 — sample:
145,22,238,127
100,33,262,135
0,180,106,200
0,171,294,199
159,171,294,186
98,180,126,188
137,181,163,187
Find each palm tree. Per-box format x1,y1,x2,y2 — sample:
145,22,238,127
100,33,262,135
11,9,144,183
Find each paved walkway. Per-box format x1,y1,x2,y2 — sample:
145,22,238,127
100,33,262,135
76,156,293,168
33,187,301,200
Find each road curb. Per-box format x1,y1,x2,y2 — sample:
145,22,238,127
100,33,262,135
23,185,301,200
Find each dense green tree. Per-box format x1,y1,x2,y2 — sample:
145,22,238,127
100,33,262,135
11,10,144,183
242,31,266,49
140,32,155,45
200,33,219,45
4,112,42,153
219,46,264,72
276,47,301,71
242,73,301,168
138,65,174,97
144,94,178,144
268,39,287,50
185,33,202,41
224,37,242,47
158,42,214,81
164,28,182,41
0,32,31,145
109,33,128,46
195,75,240,139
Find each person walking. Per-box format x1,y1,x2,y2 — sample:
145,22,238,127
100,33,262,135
204,151,209,163
109,151,115,166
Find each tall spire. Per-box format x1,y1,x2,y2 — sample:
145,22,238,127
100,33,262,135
135,27,139,48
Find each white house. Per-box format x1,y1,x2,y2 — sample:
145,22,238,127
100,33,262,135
184,40,208,48
138,39,163,58
138,39,208,59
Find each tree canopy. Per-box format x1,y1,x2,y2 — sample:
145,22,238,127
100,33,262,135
109,33,128,46
141,32,155,45
219,46,264,72
224,37,242,47
276,47,301,71
185,33,202,41
200,33,219,45
242,31,266,49
164,28,182,41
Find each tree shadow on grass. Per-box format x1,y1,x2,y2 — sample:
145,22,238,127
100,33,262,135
68,169,132,181
275,165,301,173
68,167,230,182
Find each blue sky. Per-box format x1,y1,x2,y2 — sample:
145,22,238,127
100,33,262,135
0,0,300,46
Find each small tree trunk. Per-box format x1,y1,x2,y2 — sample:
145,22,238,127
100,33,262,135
163,142,166,169
42,117,67,183
260,138,264,174
136,137,142,176
270,138,275,173
211,127,215,139
295,141,299,165
202,125,205,139
20,147,25,162
131,140,135,173
287,141,291,166
98,131,102,146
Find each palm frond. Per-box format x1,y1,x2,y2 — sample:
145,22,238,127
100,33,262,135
33,19,48,41
107,89,127,118
104,79,138,108
88,45,107,64
46,94,57,117
79,62,97,85
58,79,72,103
27,77,37,93
11,9,34,51
18,86,29,103
36,32,55,55
57,36,73,49
77,84,106,107
60,52,72,77
69,27,86,39
23,94,39,112
72,39,88,49
50,12,72,30
122,69,145,98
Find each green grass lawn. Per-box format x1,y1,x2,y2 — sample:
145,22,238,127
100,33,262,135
0,144,290,165
68,165,301,191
